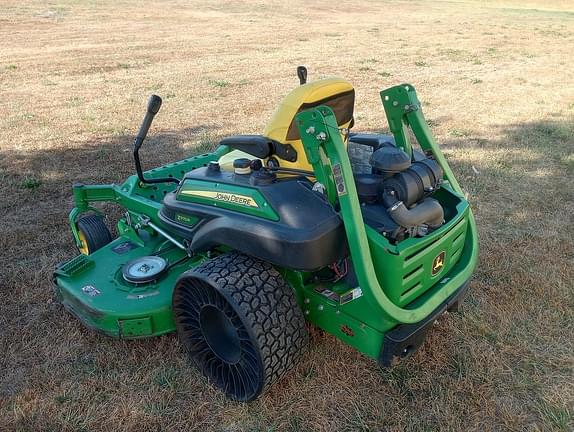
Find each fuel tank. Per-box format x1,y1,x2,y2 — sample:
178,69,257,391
159,165,348,271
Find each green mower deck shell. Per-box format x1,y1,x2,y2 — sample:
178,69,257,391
53,83,478,365
54,235,207,338
55,147,231,337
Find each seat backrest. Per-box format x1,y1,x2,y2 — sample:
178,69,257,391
263,78,355,171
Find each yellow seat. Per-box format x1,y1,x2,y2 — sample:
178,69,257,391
263,78,355,171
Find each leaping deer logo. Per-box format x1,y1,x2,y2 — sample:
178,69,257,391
432,251,445,276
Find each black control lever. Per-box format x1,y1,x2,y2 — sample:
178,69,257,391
297,66,307,85
134,95,162,150
133,95,179,185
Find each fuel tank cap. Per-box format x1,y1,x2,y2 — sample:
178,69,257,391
233,158,252,175
122,256,168,284
207,161,220,173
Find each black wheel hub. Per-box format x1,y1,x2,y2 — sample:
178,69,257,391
199,304,241,364
173,278,263,400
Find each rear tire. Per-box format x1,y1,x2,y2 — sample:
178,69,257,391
76,215,112,255
172,252,308,401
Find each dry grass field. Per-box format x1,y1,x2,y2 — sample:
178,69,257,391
1,0,573,430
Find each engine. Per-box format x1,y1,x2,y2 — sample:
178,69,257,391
354,145,444,243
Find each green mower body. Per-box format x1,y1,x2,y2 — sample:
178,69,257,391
54,75,477,400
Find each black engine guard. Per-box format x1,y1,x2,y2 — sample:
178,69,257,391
378,279,471,367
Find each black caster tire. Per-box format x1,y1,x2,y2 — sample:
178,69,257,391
173,252,308,401
76,215,112,255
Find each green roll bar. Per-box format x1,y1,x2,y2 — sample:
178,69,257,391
295,84,478,324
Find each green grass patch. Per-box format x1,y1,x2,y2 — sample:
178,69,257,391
496,159,512,170
561,154,574,173
54,394,72,404
439,48,484,65
67,96,85,107
191,131,218,154
153,367,180,391
208,79,229,88
449,128,471,137
302,365,317,380
439,48,467,61
21,178,41,189
287,416,305,432
537,400,573,431
449,352,470,379
533,122,572,141
143,398,176,417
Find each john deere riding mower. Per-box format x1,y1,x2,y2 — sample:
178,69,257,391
54,67,478,401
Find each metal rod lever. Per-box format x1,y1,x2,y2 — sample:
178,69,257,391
146,220,188,252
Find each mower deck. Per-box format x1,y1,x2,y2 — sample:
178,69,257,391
54,235,205,338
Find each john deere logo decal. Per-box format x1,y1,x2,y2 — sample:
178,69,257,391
180,189,258,207
432,251,445,276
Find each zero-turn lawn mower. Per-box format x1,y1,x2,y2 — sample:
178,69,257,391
54,67,478,401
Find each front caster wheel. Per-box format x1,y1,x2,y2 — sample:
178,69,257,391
76,214,112,255
172,252,308,401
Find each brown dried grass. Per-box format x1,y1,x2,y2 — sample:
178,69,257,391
1,0,573,430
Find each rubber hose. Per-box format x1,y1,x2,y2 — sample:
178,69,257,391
387,198,444,228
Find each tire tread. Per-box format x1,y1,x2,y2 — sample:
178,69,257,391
187,252,308,392
76,215,112,253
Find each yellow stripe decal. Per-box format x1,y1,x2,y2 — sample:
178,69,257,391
180,190,259,208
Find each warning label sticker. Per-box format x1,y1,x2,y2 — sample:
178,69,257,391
332,163,347,196
314,286,363,305
340,287,363,305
